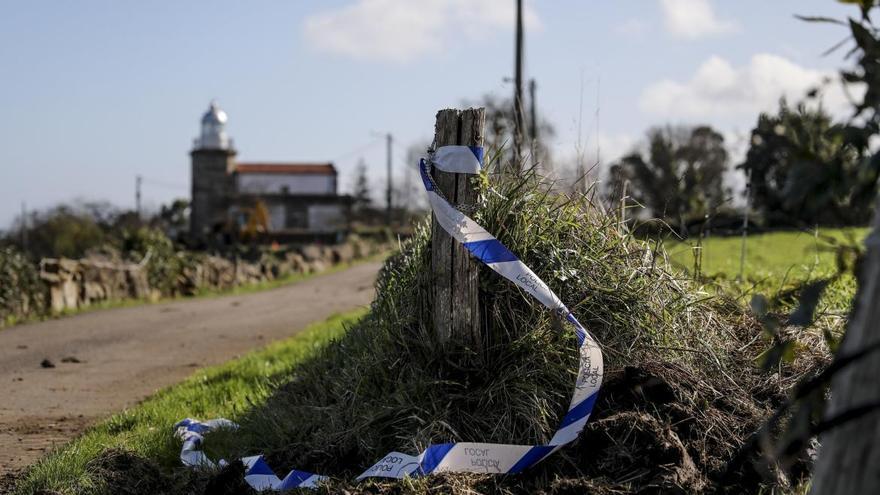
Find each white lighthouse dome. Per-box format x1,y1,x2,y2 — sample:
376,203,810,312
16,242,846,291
202,100,227,125
195,100,231,150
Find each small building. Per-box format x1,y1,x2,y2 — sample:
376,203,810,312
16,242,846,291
189,101,350,244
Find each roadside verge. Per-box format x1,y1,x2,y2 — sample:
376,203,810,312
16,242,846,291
9,309,366,495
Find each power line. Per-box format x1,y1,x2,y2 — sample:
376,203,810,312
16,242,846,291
331,137,384,163
386,133,392,225
20,202,27,251
136,175,142,217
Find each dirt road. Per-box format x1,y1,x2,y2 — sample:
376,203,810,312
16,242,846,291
0,262,381,473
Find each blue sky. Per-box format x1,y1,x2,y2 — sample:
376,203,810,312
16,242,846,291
0,0,862,229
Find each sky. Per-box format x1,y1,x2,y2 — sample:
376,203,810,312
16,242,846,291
0,0,864,229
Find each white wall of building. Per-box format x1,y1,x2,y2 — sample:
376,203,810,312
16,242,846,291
268,204,286,231
237,174,335,195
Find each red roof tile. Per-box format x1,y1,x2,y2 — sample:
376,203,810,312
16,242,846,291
235,163,337,175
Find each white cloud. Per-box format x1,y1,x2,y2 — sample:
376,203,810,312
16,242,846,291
722,129,750,165
595,132,637,165
639,54,851,120
302,0,541,63
555,132,636,181
659,0,738,39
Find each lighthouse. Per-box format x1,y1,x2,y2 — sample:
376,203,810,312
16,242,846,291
190,100,237,242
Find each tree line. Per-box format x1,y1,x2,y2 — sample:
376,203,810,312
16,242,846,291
605,99,878,235
446,91,878,235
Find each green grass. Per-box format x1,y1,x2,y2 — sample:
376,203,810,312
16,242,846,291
663,228,867,315
13,308,368,495
664,228,867,285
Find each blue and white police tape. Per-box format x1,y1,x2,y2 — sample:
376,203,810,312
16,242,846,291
174,418,328,490
174,145,604,489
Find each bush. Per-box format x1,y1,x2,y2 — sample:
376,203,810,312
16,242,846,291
121,227,198,297
0,246,45,324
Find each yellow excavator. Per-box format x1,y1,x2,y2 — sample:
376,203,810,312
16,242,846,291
239,200,270,242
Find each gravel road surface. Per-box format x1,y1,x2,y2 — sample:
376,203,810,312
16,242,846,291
0,261,380,473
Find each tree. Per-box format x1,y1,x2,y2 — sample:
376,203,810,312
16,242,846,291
605,125,730,233
738,100,873,226
154,199,189,241
6,201,114,260
352,159,372,213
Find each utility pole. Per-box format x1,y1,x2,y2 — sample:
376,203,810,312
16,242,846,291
386,133,392,226
512,0,525,173
529,78,537,144
403,149,412,218
136,175,143,218
20,201,27,252
576,70,585,193
595,76,601,168
528,78,539,169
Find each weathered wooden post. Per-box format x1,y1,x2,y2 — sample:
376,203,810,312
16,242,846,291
810,195,880,494
431,108,486,349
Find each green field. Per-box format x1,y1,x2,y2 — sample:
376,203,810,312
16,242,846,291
12,309,367,495
663,228,867,316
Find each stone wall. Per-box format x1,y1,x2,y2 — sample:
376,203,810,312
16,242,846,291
39,257,150,313
0,247,45,324
35,238,386,315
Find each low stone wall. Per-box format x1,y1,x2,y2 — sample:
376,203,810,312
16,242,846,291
0,247,46,324
32,239,387,316
39,258,150,313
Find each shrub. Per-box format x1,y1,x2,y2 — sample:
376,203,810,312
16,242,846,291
0,246,45,324
121,227,198,297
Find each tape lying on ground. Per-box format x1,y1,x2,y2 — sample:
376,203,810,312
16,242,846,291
174,145,604,489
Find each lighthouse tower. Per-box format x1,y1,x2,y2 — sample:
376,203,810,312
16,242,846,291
190,100,237,243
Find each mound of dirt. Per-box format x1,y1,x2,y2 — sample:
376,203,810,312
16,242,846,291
74,355,816,494
297,364,780,494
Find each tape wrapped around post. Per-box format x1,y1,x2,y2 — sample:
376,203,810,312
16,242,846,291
174,145,604,489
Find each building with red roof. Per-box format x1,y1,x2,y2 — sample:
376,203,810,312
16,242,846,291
189,101,350,244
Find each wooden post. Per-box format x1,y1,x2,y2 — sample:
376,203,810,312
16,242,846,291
512,0,525,172
810,194,880,495
431,108,486,349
